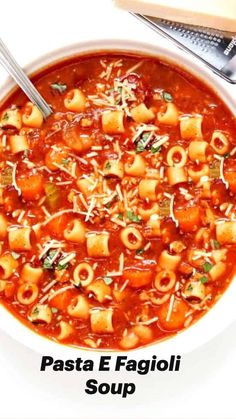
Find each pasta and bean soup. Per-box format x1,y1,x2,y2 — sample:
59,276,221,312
0,53,236,350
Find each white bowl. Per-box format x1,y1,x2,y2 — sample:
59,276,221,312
0,39,236,359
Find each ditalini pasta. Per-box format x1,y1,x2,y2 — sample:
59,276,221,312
0,53,236,351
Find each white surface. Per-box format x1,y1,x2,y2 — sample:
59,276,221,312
0,0,236,418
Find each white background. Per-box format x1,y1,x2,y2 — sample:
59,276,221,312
0,1,236,418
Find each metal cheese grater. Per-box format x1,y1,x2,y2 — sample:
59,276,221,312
132,13,236,83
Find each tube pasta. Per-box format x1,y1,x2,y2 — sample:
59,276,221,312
167,146,187,167
1,108,22,129
120,226,143,250
20,263,43,284
166,167,187,185
76,176,96,196
188,163,209,183
154,270,176,292
90,308,114,333
86,278,111,303
188,141,208,162
67,295,90,319
157,103,179,126
159,250,181,271
0,214,8,238
73,262,94,287
138,202,159,221
9,135,29,154
184,280,206,301
133,325,153,343
209,261,226,281
64,88,86,112
8,227,32,251
216,221,236,244
138,179,159,201
102,110,125,134
22,102,43,128
180,115,203,139
130,103,155,123
119,330,139,349
103,159,124,179
29,304,52,323
86,233,110,257
57,320,74,340
124,154,146,177
210,131,230,155
145,215,161,237
0,254,19,279
17,283,39,305
64,219,86,243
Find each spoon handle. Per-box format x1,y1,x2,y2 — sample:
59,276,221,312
0,38,52,119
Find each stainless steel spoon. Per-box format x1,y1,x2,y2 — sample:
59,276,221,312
0,38,52,118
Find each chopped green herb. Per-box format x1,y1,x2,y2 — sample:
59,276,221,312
200,276,208,284
50,82,67,93
203,262,213,273
223,153,230,158
162,91,173,102
43,250,57,270
105,161,112,170
105,202,111,209
211,239,220,250
187,284,193,292
151,144,162,154
11,251,21,260
51,307,58,313
61,158,69,166
135,132,151,154
1,167,12,185
57,261,69,271
2,112,9,121
136,248,144,256
126,211,141,223
117,213,124,220
103,276,113,285
32,306,40,316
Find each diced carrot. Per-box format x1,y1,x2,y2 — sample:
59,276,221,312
225,171,236,193
47,214,70,238
158,298,189,331
123,268,153,288
17,174,44,201
45,146,69,171
49,289,75,311
175,207,201,232
63,127,92,152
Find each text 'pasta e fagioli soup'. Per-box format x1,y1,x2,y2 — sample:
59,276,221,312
0,53,236,350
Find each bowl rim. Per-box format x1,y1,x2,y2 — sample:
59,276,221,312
0,37,236,359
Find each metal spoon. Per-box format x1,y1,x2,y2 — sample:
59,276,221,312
0,38,52,118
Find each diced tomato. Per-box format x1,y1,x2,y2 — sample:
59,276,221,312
158,299,189,331
47,214,70,238
123,268,153,288
17,174,44,201
175,207,201,232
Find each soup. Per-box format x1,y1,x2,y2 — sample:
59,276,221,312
0,52,236,350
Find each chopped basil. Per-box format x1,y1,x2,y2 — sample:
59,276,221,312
103,276,113,285
105,161,111,170
105,202,111,209
136,248,144,256
151,144,162,154
11,251,21,260
200,276,208,284
61,158,69,166
117,213,123,220
162,91,173,102
50,82,67,93
126,211,141,223
57,261,69,271
203,262,213,273
211,239,220,250
135,132,150,154
187,284,193,291
2,112,9,121
32,306,40,316
223,153,230,158
43,250,57,270
51,307,58,313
